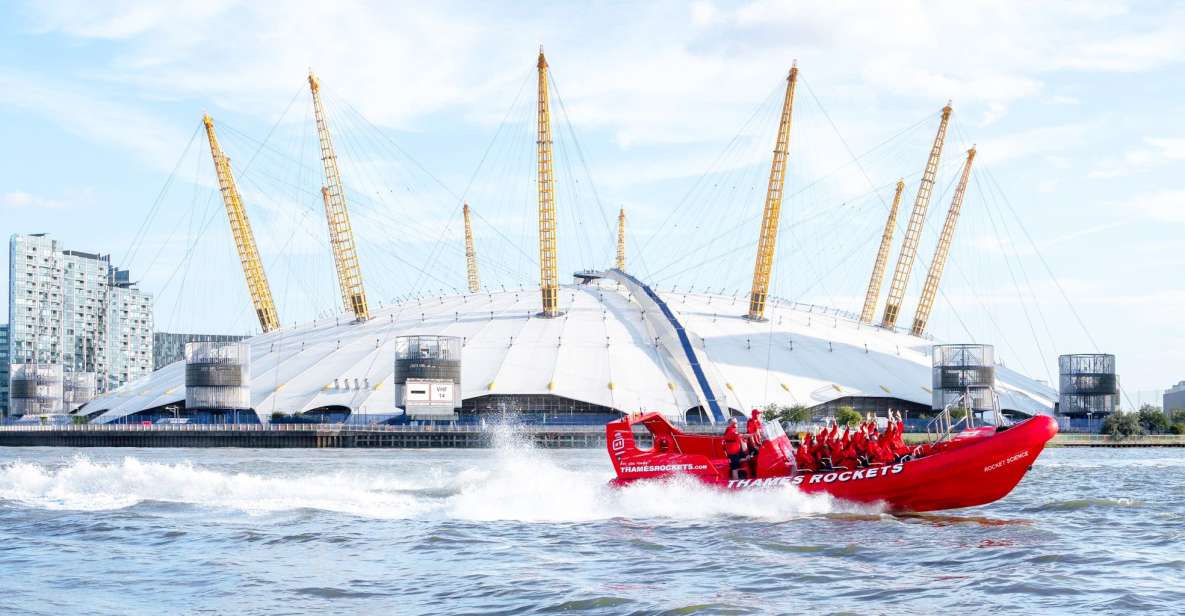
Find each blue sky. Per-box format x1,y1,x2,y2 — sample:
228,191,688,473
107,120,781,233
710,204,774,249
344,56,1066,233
1,1,1182,399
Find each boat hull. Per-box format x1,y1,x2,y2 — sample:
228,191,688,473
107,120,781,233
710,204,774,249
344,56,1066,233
607,414,1057,513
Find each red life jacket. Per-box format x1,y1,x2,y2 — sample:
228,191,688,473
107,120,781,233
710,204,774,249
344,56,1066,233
723,425,742,455
795,444,812,470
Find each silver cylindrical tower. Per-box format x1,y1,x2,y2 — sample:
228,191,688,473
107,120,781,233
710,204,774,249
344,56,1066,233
63,372,97,412
932,344,996,413
9,364,64,416
1058,354,1118,417
185,341,250,410
394,335,462,419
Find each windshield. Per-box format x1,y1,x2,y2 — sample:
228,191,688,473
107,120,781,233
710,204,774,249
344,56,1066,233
762,419,786,440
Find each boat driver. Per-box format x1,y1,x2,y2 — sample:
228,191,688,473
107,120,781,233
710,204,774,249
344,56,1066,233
722,418,744,480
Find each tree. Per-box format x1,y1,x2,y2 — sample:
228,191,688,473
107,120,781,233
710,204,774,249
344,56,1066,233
1101,412,1144,439
835,406,862,428
1137,404,1168,434
786,405,813,424
762,403,813,425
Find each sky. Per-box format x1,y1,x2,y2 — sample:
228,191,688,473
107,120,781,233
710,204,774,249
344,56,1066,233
1,0,1182,400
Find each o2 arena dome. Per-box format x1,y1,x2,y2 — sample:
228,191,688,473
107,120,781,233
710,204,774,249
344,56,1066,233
78,58,1065,425
80,271,1055,425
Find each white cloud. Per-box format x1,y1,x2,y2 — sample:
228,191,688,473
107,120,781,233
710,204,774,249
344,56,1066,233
0,67,191,172
974,123,1091,166
1115,189,1185,224
19,0,1185,156
690,1,717,26
1089,136,1185,179
2,191,65,209
966,220,1129,258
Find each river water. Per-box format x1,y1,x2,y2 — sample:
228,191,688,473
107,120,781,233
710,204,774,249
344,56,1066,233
1,434,1182,615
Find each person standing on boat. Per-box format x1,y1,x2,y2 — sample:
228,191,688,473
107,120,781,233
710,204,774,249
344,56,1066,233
746,410,764,477
723,418,744,480
746,410,764,446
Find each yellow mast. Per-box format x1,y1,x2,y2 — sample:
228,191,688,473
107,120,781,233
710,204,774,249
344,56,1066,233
463,202,480,293
536,48,560,317
880,102,953,329
747,62,799,321
615,208,626,271
859,179,906,324
202,114,281,333
910,147,976,336
309,70,369,322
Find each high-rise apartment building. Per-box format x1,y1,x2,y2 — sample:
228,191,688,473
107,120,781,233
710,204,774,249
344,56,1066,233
7,234,153,414
0,324,9,416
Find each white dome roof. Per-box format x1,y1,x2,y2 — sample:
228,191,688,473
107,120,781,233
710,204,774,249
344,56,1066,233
81,276,1056,423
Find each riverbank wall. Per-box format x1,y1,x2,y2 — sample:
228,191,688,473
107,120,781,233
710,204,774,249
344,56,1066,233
0,424,620,449
2,424,1184,449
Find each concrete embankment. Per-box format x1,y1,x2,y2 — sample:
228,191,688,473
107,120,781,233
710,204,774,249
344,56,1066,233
2,426,1183,449
0,425,620,449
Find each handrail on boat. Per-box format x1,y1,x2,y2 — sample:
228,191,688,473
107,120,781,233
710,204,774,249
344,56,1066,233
925,388,1008,444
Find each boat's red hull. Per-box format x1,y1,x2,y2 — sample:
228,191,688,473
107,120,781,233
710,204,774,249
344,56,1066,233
607,414,1057,513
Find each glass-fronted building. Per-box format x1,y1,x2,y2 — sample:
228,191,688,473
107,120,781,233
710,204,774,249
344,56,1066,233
7,234,154,414
0,323,9,416
1166,381,1185,414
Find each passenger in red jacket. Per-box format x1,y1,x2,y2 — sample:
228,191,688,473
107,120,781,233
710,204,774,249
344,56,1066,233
833,442,855,470
722,418,744,479
746,410,764,477
795,437,813,471
806,431,821,468
747,410,764,442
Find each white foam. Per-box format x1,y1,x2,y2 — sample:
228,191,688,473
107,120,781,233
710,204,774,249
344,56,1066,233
0,430,878,521
0,455,435,518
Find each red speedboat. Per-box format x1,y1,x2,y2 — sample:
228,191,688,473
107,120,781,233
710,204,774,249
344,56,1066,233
606,410,1057,513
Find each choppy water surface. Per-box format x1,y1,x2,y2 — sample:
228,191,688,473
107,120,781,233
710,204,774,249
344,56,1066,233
1,436,1182,615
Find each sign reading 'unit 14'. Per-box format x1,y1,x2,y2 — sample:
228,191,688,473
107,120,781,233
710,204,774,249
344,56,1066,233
406,380,455,406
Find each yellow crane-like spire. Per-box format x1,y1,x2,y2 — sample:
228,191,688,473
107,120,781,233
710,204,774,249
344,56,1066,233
910,147,977,336
463,202,480,293
536,48,560,317
859,179,906,324
747,62,799,321
881,102,953,329
615,208,626,271
309,70,369,322
202,113,281,333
